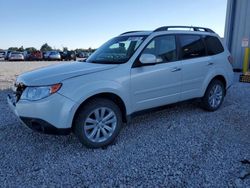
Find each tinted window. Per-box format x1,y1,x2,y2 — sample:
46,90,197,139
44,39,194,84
142,35,177,62
179,35,206,59
204,36,224,55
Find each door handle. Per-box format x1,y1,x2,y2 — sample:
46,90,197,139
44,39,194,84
171,67,182,72
207,62,214,66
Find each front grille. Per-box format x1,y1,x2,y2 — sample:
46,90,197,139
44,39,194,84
14,83,26,102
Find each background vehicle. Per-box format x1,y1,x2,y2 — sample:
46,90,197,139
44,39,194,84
6,51,12,60
0,50,8,60
43,51,50,60
22,51,29,60
43,51,61,61
7,26,234,148
8,51,24,61
77,52,90,58
60,51,76,61
26,51,43,61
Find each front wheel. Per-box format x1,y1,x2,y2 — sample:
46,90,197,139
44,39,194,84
74,98,122,148
201,80,225,111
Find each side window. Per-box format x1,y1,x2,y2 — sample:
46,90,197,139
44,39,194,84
142,35,177,62
179,35,206,59
204,36,224,55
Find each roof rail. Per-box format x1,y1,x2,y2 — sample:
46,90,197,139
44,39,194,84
154,26,215,33
120,31,145,35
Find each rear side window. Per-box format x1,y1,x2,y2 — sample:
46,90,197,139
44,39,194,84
179,35,206,59
204,36,224,55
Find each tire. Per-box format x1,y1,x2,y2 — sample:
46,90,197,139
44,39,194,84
74,98,122,148
201,79,225,111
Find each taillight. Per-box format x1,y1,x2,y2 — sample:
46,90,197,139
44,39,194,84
228,55,233,64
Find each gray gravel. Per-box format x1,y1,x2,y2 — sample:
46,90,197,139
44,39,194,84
0,61,250,187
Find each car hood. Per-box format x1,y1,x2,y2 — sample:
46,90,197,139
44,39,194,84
16,62,119,86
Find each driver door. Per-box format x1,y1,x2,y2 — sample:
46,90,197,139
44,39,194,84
130,35,182,112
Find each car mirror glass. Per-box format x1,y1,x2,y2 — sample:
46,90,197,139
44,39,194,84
139,54,157,64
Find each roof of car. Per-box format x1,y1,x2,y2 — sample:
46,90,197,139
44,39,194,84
120,26,217,37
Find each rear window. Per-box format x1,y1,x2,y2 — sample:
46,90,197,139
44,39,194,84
203,36,224,55
179,35,206,60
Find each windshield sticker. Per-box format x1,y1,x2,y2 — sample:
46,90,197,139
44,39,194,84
127,37,143,41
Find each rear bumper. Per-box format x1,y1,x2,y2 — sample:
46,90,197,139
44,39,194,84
48,56,61,60
9,58,24,61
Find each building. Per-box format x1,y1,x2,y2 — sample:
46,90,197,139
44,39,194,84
224,0,250,70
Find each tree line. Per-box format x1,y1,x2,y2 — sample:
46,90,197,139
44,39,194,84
5,43,96,53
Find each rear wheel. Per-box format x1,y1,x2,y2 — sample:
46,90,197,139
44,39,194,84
74,98,122,148
201,79,225,111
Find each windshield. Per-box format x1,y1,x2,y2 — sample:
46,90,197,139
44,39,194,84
87,35,146,64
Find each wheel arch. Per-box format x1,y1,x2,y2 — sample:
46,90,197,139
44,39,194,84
72,92,128,130
203,75,227,96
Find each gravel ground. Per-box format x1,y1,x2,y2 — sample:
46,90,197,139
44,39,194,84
0,61,250,187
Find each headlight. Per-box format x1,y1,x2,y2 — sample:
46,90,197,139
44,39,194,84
20,83,62,101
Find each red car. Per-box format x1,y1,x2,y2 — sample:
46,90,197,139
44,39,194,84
27,51,43,61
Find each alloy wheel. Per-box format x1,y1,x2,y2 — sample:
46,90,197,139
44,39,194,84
84,107,117,143
208,84,223,108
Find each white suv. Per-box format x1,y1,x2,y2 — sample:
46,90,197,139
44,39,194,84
8,26,234,148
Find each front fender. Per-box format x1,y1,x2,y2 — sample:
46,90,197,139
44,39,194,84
59,80,131,128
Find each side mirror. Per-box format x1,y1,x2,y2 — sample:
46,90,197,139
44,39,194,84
139,54,157,64
139,54,163,65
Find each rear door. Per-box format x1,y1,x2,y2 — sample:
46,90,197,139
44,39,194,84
177,34,212,100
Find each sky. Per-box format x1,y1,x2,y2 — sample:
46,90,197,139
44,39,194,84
0,0,227,50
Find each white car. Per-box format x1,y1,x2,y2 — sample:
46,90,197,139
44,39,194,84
8,52,25,61
44,51,61,61
8,26,234,148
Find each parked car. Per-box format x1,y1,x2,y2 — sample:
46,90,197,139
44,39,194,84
77,52,87,58
43,51,50,60
0,50,8,60
6,51,12,60
8,51,24,61
7,26,234,148
26,51,43,61
77,52,92,59
43,51,61,61
22,51,29,60
60,51,76,61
